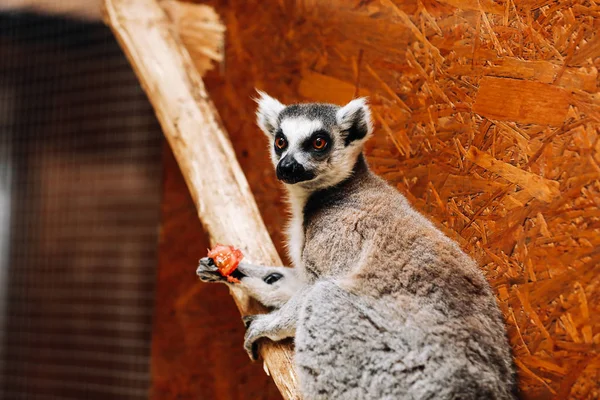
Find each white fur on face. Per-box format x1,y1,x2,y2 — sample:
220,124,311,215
271,117,324,165
280,118,323,146
275,111,369,192
307,138,363,189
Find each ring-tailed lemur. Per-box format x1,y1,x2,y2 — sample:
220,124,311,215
197,92,518,400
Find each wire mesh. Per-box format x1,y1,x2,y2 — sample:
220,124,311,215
0,12,163,400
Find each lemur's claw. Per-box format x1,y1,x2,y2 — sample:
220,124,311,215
196,257,225,282
243,335,260,361
251,342,259,361
243,315,257,330
243,315,262,361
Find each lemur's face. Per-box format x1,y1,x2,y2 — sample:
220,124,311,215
255,91,373,191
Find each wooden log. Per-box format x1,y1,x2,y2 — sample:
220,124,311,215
102,1,299,399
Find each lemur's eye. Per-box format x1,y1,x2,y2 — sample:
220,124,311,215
312,137,327,150
263,273,283,285
275,137,287,150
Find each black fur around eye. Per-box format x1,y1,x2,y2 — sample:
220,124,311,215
263,273,283,285
304,130,332,153
274,130,287,154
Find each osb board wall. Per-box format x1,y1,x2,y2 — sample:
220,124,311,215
180,0,598,398
151,146,282,399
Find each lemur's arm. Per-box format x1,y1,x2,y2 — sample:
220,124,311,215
197,258,303,308
243,285,310,360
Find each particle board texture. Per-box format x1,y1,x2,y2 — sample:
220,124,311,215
180,0,598,398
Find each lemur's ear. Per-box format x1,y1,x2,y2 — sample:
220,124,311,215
336,98,373,146
255,90,286,137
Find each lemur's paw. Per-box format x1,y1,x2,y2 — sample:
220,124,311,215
243,315,264,361
196,257,225,282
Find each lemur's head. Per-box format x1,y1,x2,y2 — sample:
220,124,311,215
255,91,373,191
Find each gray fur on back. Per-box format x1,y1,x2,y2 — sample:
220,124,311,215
295,156,517,399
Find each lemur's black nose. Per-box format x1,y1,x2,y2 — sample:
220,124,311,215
276,155,314,184
277,156,304,177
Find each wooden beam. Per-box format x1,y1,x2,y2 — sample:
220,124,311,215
102,1,299,398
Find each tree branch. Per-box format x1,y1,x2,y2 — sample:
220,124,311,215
103,0,299,398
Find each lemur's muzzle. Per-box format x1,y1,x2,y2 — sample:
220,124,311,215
276,155,315,184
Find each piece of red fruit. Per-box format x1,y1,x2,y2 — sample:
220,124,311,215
207,244,244,279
